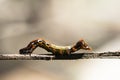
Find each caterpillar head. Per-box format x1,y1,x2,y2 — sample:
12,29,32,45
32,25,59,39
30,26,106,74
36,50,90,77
76,39,92,50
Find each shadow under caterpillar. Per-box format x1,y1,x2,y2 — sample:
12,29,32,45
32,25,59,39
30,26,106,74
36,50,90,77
19,38,91,55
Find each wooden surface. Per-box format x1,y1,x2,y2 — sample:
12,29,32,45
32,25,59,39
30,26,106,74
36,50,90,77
0,52,120,60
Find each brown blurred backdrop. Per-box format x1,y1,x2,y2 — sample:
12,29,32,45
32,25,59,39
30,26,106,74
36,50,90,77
0,0,120,80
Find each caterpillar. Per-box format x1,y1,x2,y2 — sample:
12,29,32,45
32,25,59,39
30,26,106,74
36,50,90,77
19,38,91,55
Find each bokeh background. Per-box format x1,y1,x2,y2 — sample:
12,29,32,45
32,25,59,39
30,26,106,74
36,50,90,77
0,0,120,80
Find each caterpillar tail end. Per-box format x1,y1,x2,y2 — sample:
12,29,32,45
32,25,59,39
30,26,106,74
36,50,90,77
19,47,32,55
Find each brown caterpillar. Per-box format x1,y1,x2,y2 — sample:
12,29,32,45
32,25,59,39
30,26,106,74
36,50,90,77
19,38,91,55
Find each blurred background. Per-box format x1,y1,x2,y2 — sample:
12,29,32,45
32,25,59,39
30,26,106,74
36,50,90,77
0,0,120,80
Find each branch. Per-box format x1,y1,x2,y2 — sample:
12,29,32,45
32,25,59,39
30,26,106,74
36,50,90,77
0,52,120,60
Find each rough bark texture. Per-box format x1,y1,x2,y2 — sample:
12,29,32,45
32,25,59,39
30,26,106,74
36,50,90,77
0,52,120,60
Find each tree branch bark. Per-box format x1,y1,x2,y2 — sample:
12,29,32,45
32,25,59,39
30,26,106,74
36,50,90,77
0,52,120,60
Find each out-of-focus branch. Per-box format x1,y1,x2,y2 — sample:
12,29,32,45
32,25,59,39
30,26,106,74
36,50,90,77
0,52,120,60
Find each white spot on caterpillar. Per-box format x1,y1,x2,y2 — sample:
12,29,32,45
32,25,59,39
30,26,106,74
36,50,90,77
37,40,42,42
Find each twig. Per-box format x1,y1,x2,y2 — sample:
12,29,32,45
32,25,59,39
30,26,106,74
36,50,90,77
0,52,120,60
